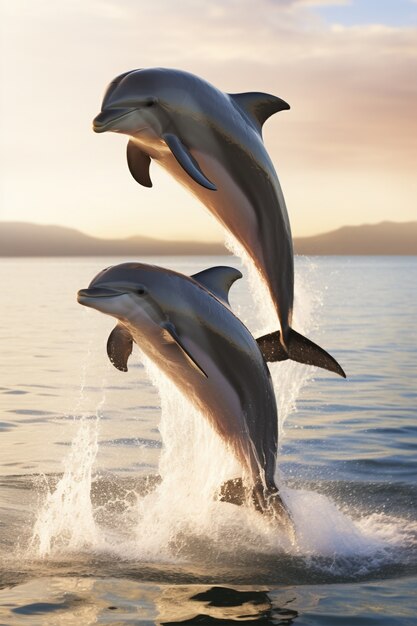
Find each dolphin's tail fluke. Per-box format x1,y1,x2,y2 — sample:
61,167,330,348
218,478,294,534
251,482,294,534
256,329,346,378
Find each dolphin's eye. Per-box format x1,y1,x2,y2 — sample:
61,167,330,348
136,287,147,295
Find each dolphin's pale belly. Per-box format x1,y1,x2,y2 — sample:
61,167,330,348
126,323,263,482
193,152,260,246
157,150,291,333
160,151,263,264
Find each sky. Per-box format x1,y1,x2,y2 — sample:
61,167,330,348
1,0,416,242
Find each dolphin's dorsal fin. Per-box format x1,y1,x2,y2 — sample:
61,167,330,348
127,140,152,188
229,92,290,133
107,324,133,372
161,321,208,378
191,266,242,306
163,133,217,191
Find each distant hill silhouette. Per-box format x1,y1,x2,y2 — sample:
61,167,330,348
0,221,416,256
294,221,417,255
0,222,225,256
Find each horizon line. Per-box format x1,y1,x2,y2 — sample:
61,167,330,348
1,218,416,244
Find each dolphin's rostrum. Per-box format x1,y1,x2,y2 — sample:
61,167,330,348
77,262,293,527
93,67,345,378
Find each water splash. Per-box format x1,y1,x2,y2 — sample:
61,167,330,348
30,366,106,557
31,417,100,557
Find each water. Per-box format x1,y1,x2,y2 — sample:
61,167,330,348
0,255,416,625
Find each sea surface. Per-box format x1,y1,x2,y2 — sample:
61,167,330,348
0,255,416,625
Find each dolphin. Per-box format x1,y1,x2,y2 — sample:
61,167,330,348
93,68,345,378
77,262,293,527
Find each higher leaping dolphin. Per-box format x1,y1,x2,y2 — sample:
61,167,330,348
93,68,345,378
77,262,293,528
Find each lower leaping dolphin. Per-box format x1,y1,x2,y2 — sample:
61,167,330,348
77,262,293,527
93,68,345,378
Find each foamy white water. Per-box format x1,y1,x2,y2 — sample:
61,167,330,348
32,418,100,557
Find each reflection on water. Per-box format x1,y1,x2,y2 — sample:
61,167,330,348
158,586,298,625
1,578,298,625
3,576,416,625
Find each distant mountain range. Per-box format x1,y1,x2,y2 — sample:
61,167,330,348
0,221,416,256
294,221,417,255
0,222,224,256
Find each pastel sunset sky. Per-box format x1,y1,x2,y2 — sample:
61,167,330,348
1,0,416,241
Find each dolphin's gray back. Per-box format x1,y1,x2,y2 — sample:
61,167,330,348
184,277,278,486
152,75,295,336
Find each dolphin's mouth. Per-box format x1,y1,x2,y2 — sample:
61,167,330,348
77,287,126,302
93,108,136,133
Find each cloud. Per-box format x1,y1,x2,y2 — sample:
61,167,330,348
294,0,350,5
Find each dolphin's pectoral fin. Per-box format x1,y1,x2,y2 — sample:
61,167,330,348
191,266,242,306
107,324,133,372
229,92,290,133
257,329,346,378
162,133,217,191
161,322,208,378
126,140,152,187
